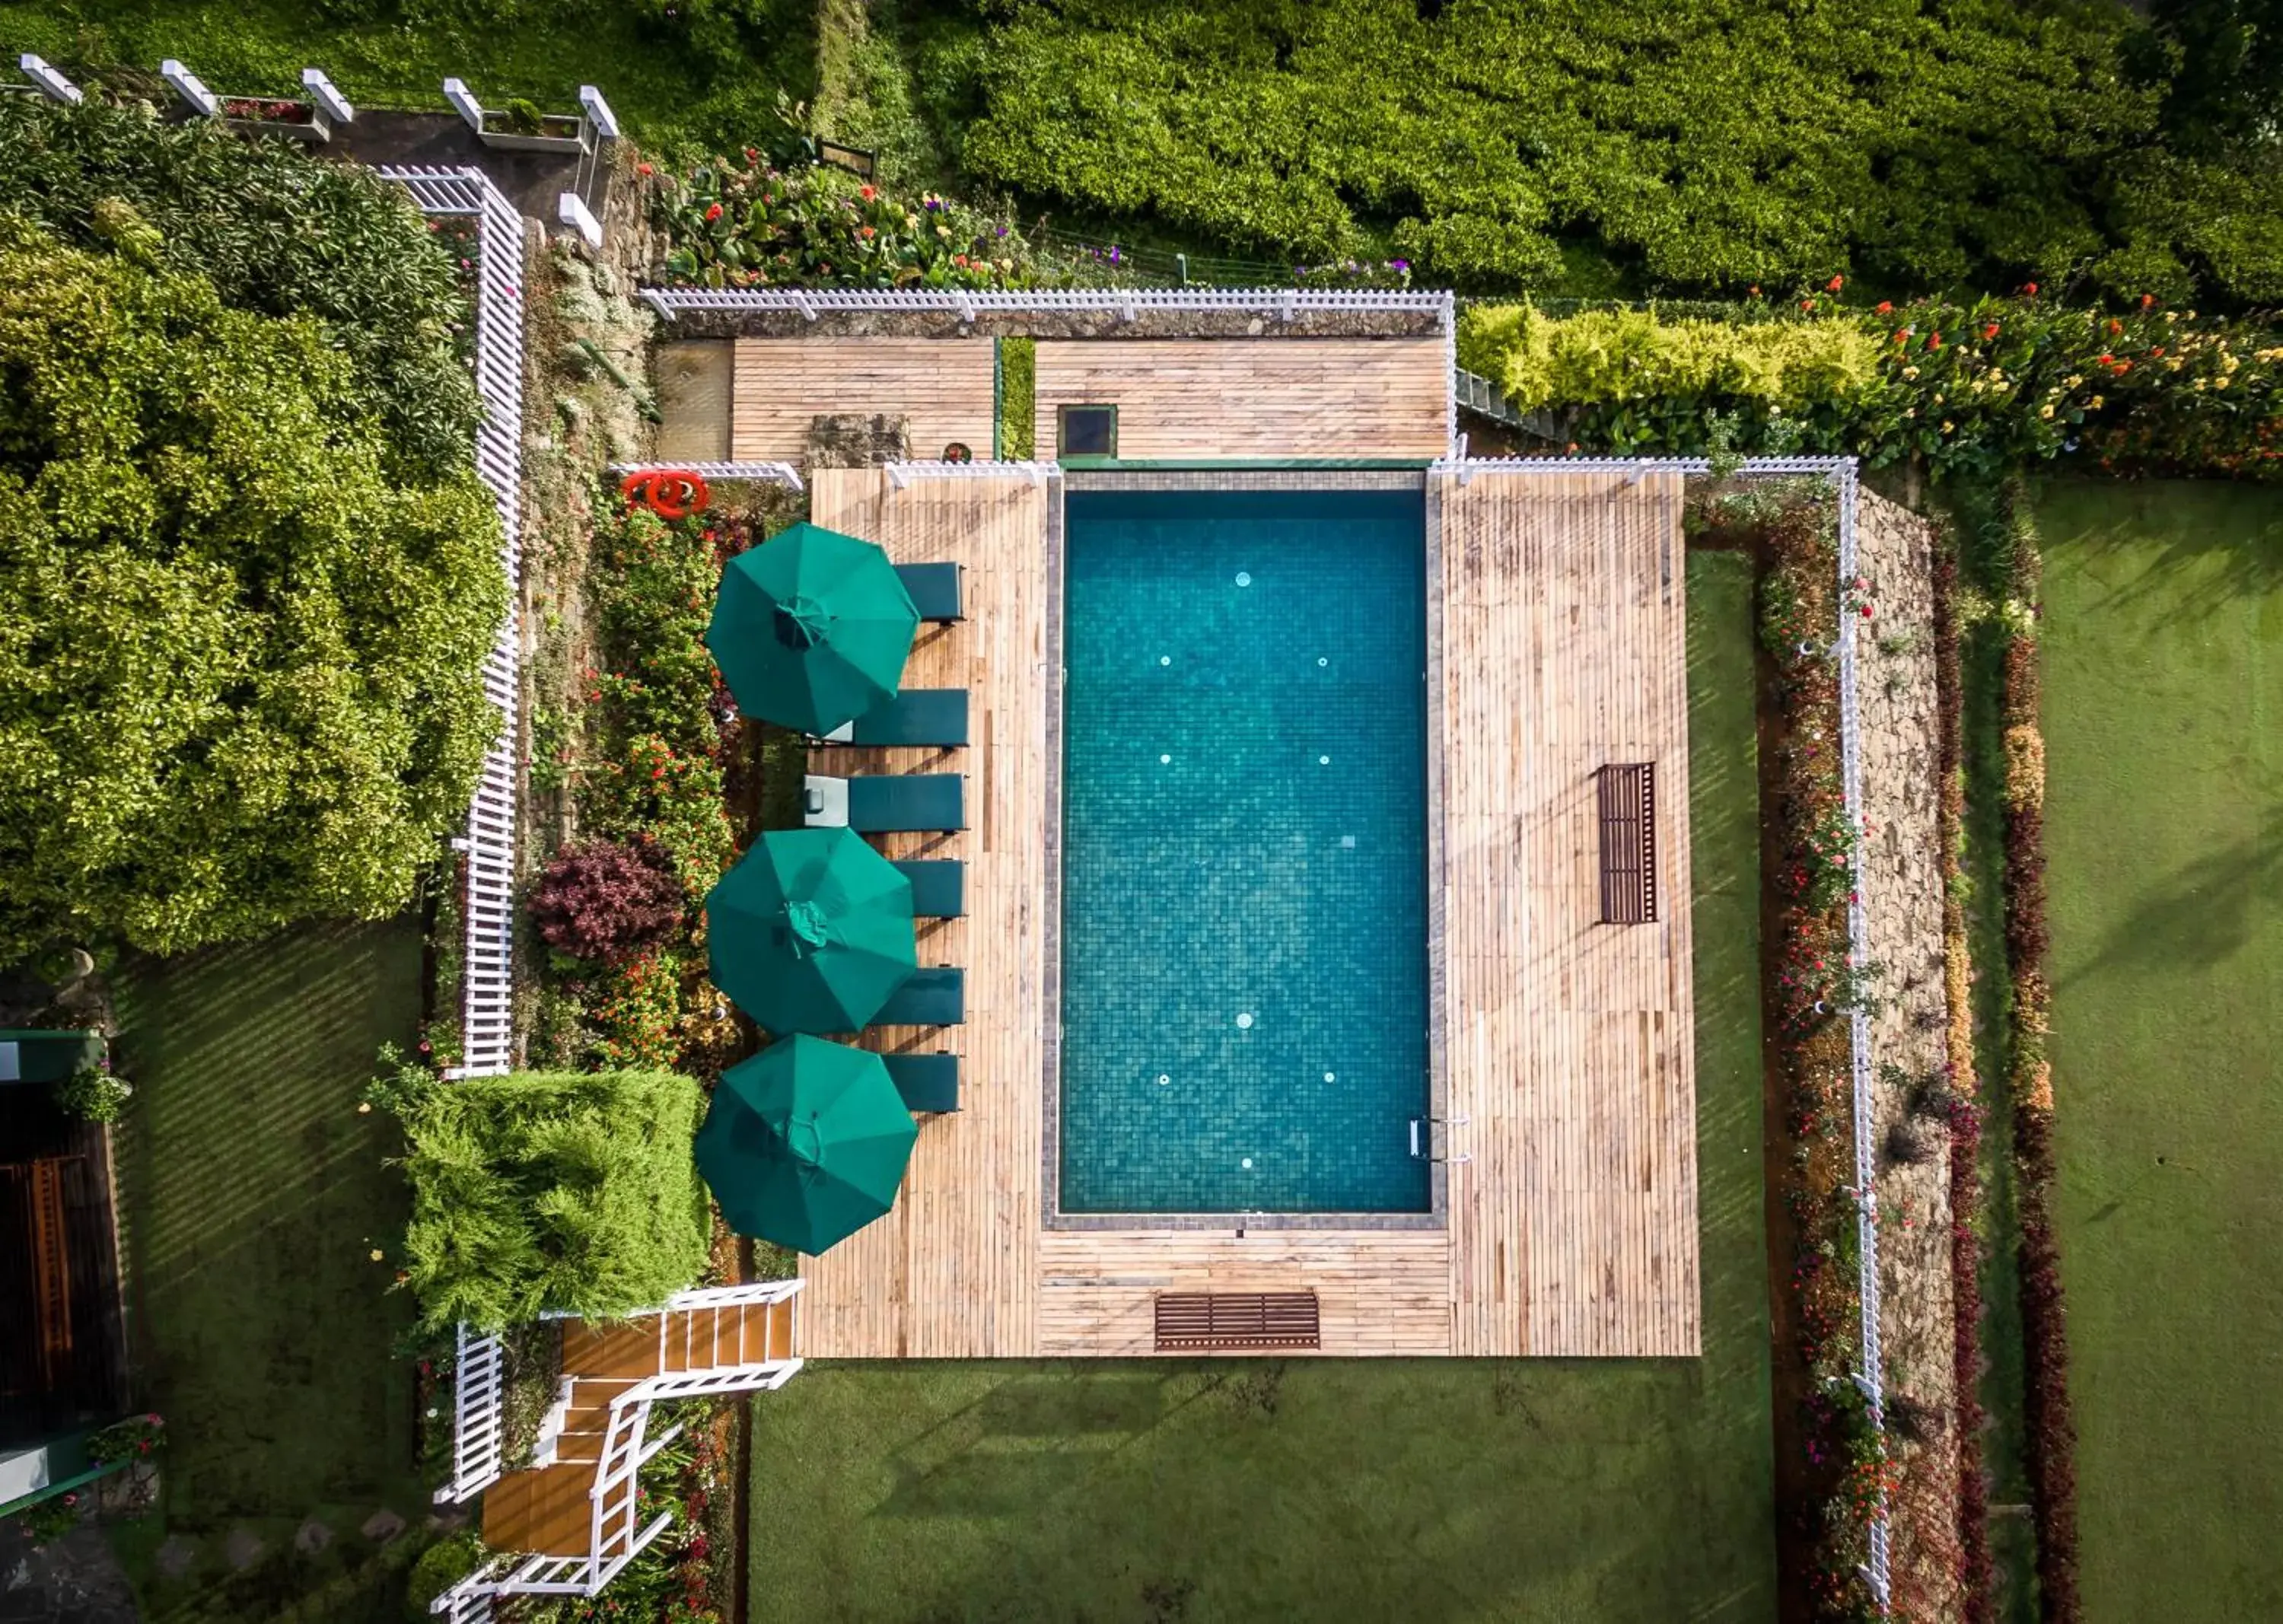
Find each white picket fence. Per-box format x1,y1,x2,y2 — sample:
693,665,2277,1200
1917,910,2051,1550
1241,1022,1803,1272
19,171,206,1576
640,285,1454,326
381,169,525,1552
379,166,525,1082
1430,454,1891,1611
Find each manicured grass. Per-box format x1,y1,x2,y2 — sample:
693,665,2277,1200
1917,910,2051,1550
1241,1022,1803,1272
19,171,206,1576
2036,480,2283,1621
108,918,431,1621
746,550,1775,1622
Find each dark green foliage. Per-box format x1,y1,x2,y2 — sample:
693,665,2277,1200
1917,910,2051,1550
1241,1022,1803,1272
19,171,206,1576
371,1058,712,1332
0,97,479,475
933,0,2283,305
2135,0,2283,153
0,225,505,959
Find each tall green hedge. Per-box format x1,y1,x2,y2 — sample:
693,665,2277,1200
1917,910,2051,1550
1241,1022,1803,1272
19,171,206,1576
0,224,506,960
371,1063,713,1333
0,98,479,476
934,0,2283,306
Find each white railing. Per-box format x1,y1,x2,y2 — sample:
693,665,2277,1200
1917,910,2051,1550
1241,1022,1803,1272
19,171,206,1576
1830,460,1892,1609
884,459,1058,489
380,166,525,1081
665,1279,807,1308
640,285,1454,328
1434,454,1890,1610
434,1324,505,1504
607,459,805,492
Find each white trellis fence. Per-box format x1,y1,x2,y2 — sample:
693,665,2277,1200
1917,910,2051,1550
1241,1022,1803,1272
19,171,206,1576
381,170,524,1567
380,166,525,1083
1429,454,1891,1611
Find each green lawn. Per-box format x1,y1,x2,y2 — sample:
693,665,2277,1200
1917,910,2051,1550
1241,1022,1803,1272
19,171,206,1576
2036,481,2283,1622
108,918,433,1621
747,549,1775,1623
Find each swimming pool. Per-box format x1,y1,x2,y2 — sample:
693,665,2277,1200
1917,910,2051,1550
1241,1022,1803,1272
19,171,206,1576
1057,486,1431,1217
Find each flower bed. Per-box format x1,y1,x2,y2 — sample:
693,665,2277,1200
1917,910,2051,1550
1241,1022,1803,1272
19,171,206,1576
1932,523,1996,1618
653,151,1031,291
1692,478,1885,1620
1459,295,2283,483
1991,482,2081,1621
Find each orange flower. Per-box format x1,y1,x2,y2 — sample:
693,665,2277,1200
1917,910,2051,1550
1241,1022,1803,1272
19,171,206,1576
1826,274,1844,292
1875,301,1893,314
860,183,877,201
2140,292,2155,309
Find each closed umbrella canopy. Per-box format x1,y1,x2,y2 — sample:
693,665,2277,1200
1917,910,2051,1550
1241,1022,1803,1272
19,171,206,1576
707,828,916,1035
707,522,919,735
696,1034,918,1254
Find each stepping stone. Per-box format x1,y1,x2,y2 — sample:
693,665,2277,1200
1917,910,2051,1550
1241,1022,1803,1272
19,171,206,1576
359,1509,406,1546
154,1534,199,1579
293,1518,332,1555
224,1528,265,1571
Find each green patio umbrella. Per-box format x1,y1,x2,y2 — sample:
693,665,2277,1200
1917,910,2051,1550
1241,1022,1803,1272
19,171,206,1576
707,828,917,1035
707,521,920,735
696,1034,919,1254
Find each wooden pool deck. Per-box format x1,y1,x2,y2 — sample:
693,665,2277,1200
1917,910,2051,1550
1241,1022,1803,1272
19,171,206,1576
797,464,1701,1359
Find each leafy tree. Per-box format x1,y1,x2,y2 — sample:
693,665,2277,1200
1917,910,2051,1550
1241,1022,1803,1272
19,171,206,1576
0,224,505,958
368,1058,713,1333
0,97,478,475
2137,0,2283,153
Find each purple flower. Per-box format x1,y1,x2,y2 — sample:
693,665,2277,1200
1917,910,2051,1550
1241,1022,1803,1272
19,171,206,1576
1109,246,1121,263
995,224,1008,237
1392,259,1410,272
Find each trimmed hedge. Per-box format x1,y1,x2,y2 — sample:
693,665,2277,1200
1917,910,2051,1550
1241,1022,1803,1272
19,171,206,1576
370,1060,712,1333
1459,296,2283,482
0,223,505,960
935,0,2283,305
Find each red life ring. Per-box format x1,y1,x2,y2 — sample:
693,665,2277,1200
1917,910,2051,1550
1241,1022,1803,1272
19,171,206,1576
619,468,710,518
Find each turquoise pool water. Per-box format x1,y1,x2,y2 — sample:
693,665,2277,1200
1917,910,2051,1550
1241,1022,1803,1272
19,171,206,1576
1059,488,1430,1215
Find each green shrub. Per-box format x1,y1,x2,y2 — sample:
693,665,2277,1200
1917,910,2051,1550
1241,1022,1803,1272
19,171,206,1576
998,336,1036,459
0,225,505,960
934,0,2283,306
405,1530,486,1620
0,97,479,476
1459,295,2283,480
371,1057,712,1332
54,1062,132,1124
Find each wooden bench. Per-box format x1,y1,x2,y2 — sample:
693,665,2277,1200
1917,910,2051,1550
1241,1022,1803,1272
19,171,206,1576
1154,1291,1320,1352
1596,763,1657,924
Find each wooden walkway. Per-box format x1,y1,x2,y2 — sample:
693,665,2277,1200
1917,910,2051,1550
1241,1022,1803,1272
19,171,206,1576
792,466,1699,1358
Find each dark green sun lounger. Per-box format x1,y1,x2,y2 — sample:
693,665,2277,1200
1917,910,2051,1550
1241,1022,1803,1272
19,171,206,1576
874,966,965,1027
893,859,966,919
817,689,969,747
884,1052,960,1113
803,773,966,833
894,562,964,623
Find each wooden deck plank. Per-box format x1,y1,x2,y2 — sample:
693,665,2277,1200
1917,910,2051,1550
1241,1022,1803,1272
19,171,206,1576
730,339,996,463
801,470,1051,1358
1438,470,1701,1357
1033,339,1448,461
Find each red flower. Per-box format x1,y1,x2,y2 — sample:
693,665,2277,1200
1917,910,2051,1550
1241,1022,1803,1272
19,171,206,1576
1801,298,1815,311
1891,330,1907,344
861,183,877,202
2024,281,2039,295
638,162,654,177
2140,292,2155,309
1875,301,1893,314
2151,345,2165,357
1982,323,2000,339
1826,274,1844,291
2106,318,2123,336
1747,284,1761,297
705,202,723,221
1927,332,1942,349
2097,352,2113,365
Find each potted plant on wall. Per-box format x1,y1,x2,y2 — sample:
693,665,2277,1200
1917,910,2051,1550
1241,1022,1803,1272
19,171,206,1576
444,78,591,155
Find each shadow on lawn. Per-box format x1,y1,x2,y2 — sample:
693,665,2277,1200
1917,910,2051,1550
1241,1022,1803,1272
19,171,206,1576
2035,480,2283,626
2058,829,2283,989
